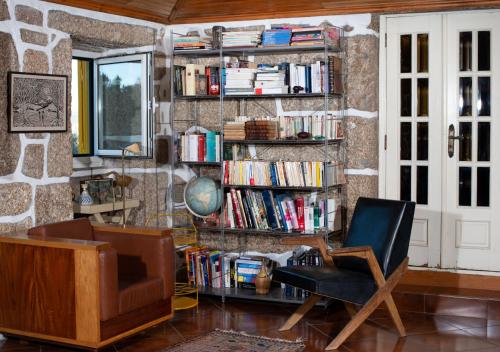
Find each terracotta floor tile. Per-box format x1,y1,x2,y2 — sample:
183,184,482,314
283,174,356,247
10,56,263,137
343,334,427,352
405,330,497,352
371,312,459,335
464,325,500,346
439,315,500,329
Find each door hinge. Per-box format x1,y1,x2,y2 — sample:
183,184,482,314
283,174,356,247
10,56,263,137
384,134,387,150
385,33,387,48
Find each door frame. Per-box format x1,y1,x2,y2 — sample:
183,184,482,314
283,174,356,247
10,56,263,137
379,9,499,271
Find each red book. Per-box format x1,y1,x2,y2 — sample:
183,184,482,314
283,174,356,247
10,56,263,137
224,161,229,184
230,189,244,228
295,198,305,232
205,67,211,94
198,135,206,162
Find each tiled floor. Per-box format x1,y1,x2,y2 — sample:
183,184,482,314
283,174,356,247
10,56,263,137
2,297,500,351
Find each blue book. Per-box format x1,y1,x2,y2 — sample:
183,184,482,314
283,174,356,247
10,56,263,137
274,194,288,231
306,66,312,93
262,190,279,229
206,131,216,162
269,164,278,186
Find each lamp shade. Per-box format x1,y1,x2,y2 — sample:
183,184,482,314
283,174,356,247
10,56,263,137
123,143,141,155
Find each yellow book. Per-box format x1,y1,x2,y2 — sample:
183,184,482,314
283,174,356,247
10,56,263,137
315,162,321,187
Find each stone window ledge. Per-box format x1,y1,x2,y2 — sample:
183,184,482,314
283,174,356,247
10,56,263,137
73,156,104,171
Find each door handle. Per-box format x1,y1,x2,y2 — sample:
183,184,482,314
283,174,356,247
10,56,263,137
448,124,463,158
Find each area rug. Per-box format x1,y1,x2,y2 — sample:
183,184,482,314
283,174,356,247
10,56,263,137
165,329,305,351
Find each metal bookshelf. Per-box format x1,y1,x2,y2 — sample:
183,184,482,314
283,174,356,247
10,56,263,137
168,26,347,304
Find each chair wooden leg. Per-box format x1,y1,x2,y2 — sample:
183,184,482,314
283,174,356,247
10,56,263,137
279,294,321,331
384,294,406,336
325,261,406,351
343,302,357,318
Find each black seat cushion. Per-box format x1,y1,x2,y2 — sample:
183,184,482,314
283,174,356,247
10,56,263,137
273,265,377,305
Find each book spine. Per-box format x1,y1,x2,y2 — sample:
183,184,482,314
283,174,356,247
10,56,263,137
286,199,299,230
295,197,305,232
230,189,244,229
198,134,206,162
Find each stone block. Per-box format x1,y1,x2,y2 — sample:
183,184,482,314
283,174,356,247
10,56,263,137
35,183,73,225
346,174,378,222
22,144,44,179
47,133,73,177
23,49,49,74
15,5,43,26
345,116,378,169
0,32,20,176
48,10,155,47
20,29,48,46
0,183,32,216
52,38,72,76
0,0,9,20
346,35,378,112
0,217,33,235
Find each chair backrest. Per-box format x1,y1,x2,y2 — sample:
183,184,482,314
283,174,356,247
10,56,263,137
335,197,415,278
28,218,94,241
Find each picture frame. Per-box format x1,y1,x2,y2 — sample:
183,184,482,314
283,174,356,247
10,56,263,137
8,72,68,133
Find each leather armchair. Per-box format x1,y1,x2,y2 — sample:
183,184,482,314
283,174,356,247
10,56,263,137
273,197,416,350
0,218,174,349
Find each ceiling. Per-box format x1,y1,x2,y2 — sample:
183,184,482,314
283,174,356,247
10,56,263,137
45,0,500,24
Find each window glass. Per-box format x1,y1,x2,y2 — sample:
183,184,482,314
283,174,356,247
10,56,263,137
71,58,92,155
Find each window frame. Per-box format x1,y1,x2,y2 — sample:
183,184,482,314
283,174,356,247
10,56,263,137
72,56,95,157
93,52,153,157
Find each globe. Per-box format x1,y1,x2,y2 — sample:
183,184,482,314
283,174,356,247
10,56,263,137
184,176,222,218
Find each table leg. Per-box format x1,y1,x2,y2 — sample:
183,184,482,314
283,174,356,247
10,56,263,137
93,213,105,223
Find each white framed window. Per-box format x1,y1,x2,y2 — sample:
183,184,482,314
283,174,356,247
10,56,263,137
94,53,153,157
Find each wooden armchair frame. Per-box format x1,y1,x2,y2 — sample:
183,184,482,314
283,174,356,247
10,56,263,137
279,235,408,350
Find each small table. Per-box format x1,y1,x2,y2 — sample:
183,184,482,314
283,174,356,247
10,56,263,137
73,199,140,224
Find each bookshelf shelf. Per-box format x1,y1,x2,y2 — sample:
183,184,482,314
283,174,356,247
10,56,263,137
174,93,342,100
173,45,342,57
177,161,221,166
169,26,347,306
224,139,343,145
198,286,327,306
223,184,344,191
194,225,342,237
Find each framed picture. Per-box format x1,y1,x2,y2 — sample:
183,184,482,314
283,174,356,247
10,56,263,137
8,72,68,133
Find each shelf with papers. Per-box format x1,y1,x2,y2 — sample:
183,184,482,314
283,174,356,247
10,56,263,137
223,184,344,191
173,92,342,100
177,161,221,166
173,44,342,57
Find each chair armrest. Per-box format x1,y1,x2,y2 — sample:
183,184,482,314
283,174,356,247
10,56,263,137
0,231,110,251
92,223,171,237
280,235,334,266
328,246,374,258
99,247,119,321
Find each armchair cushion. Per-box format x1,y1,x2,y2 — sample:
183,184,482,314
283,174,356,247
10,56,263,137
119,277,164,315
273,265,377,305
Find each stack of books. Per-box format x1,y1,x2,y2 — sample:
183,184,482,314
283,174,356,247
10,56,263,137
224,122,246,140
261,29,292,47
223,160,345,188
185,247,226,288
224,67,257,95
244,120,278,140
235,257,262,287
174,35,212,50
291,27,324,47
178,131,220,162
222,31,262,48
254,64,288,95
224,188,339,232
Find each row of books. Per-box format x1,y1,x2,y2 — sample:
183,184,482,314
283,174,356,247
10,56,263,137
173,26,340,51
223,160,345,188
174,57,342,97
178,131,221,162
185,247,272,289
174,65,220,96
285,248,323,298
224,189,338,232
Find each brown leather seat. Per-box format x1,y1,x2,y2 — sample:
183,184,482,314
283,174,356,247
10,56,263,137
28,218,174,324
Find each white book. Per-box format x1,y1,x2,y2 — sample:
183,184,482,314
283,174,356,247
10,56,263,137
227,193,235,228
289,63,296,90
297,65,306,93
254,80,285,88
188,134,198,161
255,86,289,94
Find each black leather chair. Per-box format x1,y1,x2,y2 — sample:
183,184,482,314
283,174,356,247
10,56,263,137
273,197,416,350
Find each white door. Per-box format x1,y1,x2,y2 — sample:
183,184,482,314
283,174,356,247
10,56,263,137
384,11,500,271
443,13,500,271
385,15,443,267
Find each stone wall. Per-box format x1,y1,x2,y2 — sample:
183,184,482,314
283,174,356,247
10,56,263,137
0,0,169,232
169,15,379,253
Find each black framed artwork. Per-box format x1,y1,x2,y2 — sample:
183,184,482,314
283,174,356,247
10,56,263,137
8,72,68,133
